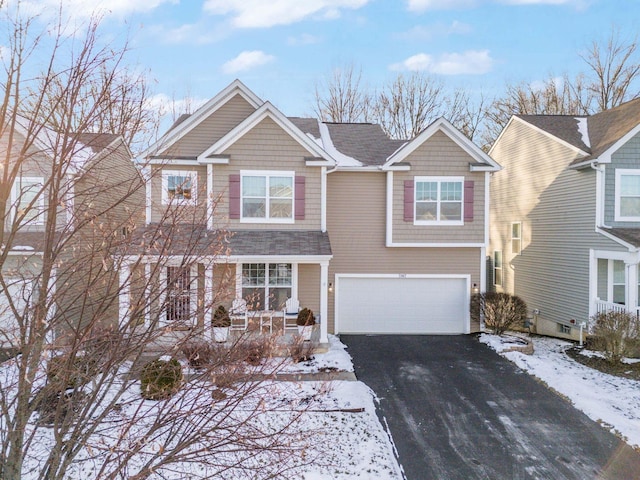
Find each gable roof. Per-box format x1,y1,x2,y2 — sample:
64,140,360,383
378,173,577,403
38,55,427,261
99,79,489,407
384,117,500,171
508,97,640,167
141,79,262,159
198,102,335,165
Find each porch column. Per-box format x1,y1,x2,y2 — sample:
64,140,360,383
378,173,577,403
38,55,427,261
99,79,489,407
627,262,638,313
207,164,214,230
144,263,151,327
205,261,214,338
118,260,131,328
319,260,329,344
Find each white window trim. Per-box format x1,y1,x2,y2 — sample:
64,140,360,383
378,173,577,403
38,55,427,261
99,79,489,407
240,170,295,224
161,170,198,206
511,221,522,255
413,176,464,226
614,168,640,221
236,262,297,311
11,176,45,226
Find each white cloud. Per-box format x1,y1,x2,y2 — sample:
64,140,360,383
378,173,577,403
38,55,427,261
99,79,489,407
18,0,176,19
150,22,230,45
390,50,494,75
222,51,276,74
146,93,209,118
203,0,370,28
407,0,582,11
397,20,472,40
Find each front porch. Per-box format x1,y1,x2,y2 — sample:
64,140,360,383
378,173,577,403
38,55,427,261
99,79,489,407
591,250,640,322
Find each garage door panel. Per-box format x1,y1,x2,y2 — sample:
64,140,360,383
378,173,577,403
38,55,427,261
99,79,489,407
337,276,468,334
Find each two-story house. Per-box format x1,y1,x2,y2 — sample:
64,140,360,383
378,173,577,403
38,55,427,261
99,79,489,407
0,118,144,348
126,80,499,345
490,98,640,340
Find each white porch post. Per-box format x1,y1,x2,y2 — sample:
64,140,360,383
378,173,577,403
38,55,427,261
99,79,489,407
207,164,214,230
320,260,329,344
627,261,638,313
118,260,131,328
205,261,214,338
144,262,151,327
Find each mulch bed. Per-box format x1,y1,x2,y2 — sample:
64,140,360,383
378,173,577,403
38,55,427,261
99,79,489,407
565,346,640,381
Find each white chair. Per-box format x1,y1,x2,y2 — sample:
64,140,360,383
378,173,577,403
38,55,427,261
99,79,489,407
229,298,248,331
259,311,273,334
282,298,300,332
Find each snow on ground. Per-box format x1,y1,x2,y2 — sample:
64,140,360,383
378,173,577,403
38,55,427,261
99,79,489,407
1,336,402,479
480,333,640,448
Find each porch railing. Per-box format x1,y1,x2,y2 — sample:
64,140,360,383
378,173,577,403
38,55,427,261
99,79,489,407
595,299,640,319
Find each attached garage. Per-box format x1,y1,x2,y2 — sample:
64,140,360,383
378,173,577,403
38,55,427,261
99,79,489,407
335,274,470,334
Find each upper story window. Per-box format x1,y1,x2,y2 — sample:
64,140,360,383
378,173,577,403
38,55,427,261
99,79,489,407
615,169,640,221
162,170,197,205
241,171,294,223
11,177,44,226
414,176,464,225
511,222,522,255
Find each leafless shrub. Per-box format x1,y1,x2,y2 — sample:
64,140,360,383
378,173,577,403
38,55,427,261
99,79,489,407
591,310,640,364
471,292,528,336
182,341,215,369
289,335,315,363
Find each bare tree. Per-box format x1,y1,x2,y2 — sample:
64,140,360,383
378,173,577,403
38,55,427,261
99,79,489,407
313,63,373,123
0,4,323,479
581,27,640,111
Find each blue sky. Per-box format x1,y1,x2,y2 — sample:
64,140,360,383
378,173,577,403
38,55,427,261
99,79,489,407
26,0,640,122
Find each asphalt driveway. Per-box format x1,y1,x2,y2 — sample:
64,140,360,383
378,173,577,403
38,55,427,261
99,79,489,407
341,335,640,480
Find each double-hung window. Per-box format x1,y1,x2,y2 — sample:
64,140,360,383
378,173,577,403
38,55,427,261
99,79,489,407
12,177,44,225
241,263,292,310
493,251,503,287
162,170,197,205
615,169,640,221
414,176,464,225
511,222,522,255
241,171,294,222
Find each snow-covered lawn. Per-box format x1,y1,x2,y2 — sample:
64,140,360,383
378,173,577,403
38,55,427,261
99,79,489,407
1,336,403,479
480,333,640,449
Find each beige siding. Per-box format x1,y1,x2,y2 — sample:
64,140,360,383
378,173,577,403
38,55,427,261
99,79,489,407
149,165,208,224
392,131,486,244
327,171,482,333
298,264,320,316
160,94,257,157
490,119,626,340
213,117,322,230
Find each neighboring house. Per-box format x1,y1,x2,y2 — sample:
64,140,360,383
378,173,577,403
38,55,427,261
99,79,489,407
489,98,640,340
127,80,499,345
0,120,144,347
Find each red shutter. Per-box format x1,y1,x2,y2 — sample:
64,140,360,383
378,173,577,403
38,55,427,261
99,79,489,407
229,174,240,219
464,180,474,222
404,180,414,222
295,176,305,220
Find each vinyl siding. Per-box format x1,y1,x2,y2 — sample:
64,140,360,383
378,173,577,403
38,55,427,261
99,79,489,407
298,264,320,317
392,131,486,244
149,165,208,224
490,119,626,339
604,132,640,227
159,94,257,157
327,171,482,333
213,117,322,230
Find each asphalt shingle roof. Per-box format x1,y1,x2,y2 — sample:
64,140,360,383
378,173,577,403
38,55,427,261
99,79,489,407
600,227,640,248
516,115,590,153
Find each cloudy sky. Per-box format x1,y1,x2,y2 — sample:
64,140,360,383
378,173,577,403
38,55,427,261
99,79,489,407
20,0,640,123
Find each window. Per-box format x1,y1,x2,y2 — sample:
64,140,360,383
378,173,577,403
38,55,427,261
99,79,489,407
11,177,44,225
241,263,292,310
613,260,625,304
558,323,571,334
615,169,640,221
241,171,294,222
511,222,522,255
162,170,197,205
414,177,464,225
165,266,194,323
493,251,503,287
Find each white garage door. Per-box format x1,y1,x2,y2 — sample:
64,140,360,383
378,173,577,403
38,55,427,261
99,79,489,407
336,275,469,334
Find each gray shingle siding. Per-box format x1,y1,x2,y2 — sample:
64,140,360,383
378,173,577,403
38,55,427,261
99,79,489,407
604,132,640,227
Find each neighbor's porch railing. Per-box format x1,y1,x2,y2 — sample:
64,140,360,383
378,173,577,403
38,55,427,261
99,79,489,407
595,299,640,318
